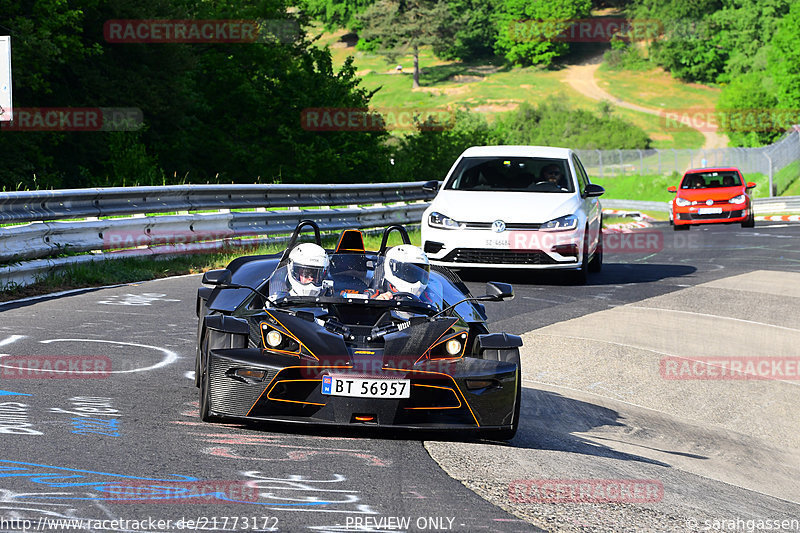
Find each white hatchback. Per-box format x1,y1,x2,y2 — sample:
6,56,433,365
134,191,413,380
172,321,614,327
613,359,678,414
421,145,604,283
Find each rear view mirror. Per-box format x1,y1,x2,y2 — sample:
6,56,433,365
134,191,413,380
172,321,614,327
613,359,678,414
484,282,514,301
746,182,756,189
585,184,605,198
202,269,232,286
422,180,440,194
667,186,677,193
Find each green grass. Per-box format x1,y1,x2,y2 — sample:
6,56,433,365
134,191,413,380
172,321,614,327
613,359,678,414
0,230,422,302
317,26,707,149
595,65,721,112
594,173,772,202
775,161,800,196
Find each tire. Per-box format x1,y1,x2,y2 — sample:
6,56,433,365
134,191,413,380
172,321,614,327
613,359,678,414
481,348,521,441
198,337,218,422
674,224,689,231
588,230,603,273
742,210,755,228
194,330,203,388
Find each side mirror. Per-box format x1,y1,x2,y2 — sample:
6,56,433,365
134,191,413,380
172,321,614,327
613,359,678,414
584,184,605,198
667,186,677,193
746,182,756,189
202,269,232,286
422,180,440,194
484,281,514,301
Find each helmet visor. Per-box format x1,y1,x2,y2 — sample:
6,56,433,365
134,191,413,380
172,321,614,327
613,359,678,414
291,263,325,286
389,260,430,286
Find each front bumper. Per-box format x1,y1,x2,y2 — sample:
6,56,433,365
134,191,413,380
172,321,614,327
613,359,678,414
673,204,749,226
205,349,519,431
422,226,584,270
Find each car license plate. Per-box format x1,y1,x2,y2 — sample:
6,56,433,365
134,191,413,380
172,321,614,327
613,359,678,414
321,375,410,398
484,238,510,248
698,207,723,215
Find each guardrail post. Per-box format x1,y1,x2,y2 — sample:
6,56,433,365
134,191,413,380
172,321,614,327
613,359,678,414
638,149,643,175
596,149,603,178
765,153,774,197
618,150,624,177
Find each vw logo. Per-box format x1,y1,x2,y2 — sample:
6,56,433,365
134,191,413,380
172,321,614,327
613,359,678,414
492,220,506,233
706,199,714,206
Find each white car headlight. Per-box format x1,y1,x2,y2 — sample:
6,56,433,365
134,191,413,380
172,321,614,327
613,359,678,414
540,214,578,231
428,211,462,230
675,197,691,207
729,194,746,204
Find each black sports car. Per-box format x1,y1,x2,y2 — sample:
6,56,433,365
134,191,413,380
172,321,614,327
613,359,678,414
195,221,522,439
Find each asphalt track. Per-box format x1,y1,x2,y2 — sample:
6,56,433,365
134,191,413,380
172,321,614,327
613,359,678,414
0,222,798,533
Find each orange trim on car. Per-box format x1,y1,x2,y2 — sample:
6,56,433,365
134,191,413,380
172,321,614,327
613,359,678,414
265,378,326,407
404,384,462,410
263,311,318,361
384,367,479,426
246,365,353,416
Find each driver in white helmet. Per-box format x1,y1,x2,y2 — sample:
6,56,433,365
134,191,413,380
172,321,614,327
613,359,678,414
287,243,330,297
372,244,430,300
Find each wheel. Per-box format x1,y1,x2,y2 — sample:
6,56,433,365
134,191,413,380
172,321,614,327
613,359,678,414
194,330,204,388
198,337,218,422
674,224,689,231
742,210,755,228
588,230,603,273
481,348,521,441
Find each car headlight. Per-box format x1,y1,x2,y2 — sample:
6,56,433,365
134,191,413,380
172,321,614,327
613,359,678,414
428,211,462,230
729,194,746,204
675,197,691,207
540,214,578,231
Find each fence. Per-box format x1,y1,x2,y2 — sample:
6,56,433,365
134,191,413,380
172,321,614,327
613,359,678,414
0,182,434,288
576,129,800,196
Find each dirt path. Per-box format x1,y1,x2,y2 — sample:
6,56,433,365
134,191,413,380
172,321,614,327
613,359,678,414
562,56,728,149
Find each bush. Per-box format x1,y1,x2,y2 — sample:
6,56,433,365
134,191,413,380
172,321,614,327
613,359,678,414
490,98,652,150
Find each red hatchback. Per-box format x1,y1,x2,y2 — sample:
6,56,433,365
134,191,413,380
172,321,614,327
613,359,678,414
668,167,756,230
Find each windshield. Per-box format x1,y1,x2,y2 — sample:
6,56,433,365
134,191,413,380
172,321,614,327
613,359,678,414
681,171,742,189
265,253,482,320
445,156,575,193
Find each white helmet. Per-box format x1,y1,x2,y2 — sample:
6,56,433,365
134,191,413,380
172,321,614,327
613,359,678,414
288,243,329,296
383,245,430,297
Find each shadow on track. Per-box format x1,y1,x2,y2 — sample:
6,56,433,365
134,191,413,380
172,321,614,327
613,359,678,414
457,263,697,287
504,388,700,466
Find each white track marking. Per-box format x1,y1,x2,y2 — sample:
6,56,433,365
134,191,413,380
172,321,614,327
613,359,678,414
625,306,800,333
0,335,25,348
31,339,179,373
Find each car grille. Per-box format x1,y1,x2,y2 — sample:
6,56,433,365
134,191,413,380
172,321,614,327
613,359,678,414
209,356,278,416
462,222,542,230
679,210,743,220
442,248,558,265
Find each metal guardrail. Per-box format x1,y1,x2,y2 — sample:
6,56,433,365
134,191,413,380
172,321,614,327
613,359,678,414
0,183,433,288
603,196,800,214
0,182,433,224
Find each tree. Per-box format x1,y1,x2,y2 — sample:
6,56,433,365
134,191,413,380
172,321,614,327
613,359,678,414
493,0,592,66
357,0,456,89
